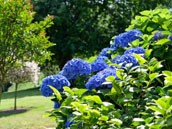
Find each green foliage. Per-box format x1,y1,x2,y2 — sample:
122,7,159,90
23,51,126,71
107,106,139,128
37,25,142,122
126,8,172,70
32,0,169,68
43,8,172,129
0,0,54,102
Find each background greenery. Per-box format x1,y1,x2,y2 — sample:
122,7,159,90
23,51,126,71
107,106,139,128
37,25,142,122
32,0,170,69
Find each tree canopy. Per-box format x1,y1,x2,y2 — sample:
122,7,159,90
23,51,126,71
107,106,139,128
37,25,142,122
32,0,170,69
0,0,54,103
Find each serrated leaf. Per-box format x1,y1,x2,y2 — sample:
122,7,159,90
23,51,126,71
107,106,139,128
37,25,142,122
116,70,123,80
90,109,101,117
149,73,159,81
140,10,151,16
161,31,172,36
155,39,172,45
87,56,97,63
109,118,122,128
84,95,102,104
163,71,172,77
165,76,172,82
105,76,116,82
99,115,109,121
63,86,74,96
74,89,88,98
134,53,147,65
43,111,51,117
49,85,62,102
147,106,165,115
102,102,114,109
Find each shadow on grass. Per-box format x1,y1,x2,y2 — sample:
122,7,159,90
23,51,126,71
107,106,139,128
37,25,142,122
0,107,34,118
2,87,41,100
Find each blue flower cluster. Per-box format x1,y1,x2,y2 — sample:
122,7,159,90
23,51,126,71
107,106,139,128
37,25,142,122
65,114,74,128
99,48,114,58
169,8,172,13
168,35,172,41
40,74,70,97
113,29,143,48
152,31,165,41
115,54,139,68
54,102,61,109
60,58,91,80
111,55,121,63
124,47,146,55
86,66,118,91
91,56,108,72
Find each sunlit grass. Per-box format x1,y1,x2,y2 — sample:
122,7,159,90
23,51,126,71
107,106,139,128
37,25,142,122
0,83,56,129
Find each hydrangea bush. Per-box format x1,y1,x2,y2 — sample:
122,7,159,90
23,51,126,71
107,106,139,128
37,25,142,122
41,8,172,129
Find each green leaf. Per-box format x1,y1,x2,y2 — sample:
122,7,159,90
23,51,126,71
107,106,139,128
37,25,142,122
90,109,101,117
163,71,172,77
161,31,172,36
149,73,159,81
112,81,121,95
87,56,97,63
74,89,88,98
144,49,152,58
78,104,88,113
102,102,114,109
116,70,124,80
140,10,151,16
63,86,74,96
99,116,109,121
108,118,122,128
147,106,165,115
165,76,172,82
105,76,116,82
84,95,102,104
167,115,172,126
43,111,51,117
155,39,172,45
49,85,62,102
133,53,147,65
154,99,167,110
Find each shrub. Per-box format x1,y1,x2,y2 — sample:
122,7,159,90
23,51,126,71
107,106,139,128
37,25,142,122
41,8,172,129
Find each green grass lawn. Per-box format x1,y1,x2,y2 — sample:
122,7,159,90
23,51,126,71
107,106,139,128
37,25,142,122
0,83,56,129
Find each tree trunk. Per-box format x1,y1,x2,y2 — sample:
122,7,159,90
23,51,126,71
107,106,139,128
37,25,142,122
0,72,5,104
14,83,18,111
0,83,2,104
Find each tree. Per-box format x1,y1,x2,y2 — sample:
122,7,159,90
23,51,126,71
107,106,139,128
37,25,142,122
32,0,169,69
5,61,40,111
0,0,54,103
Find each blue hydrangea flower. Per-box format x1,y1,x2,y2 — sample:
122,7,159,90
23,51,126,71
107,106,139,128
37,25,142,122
54,102,61,109
124,47,146,55
99,48,114,58
40,74,70,97
97,56,108,60
168,35,172,41
86,66,119,91
111,55,121,63
168,35,172,47
169,8,172,13
114,29,143,48
115,54,139,68
91,56,108,72
65,114,74,128
152,31,165,41
60,58,91,80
